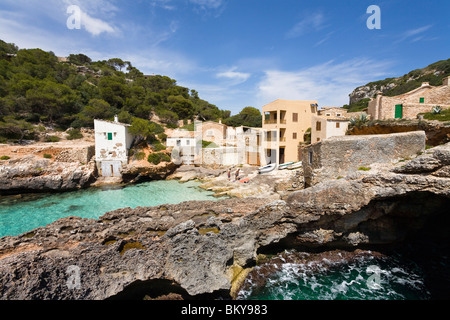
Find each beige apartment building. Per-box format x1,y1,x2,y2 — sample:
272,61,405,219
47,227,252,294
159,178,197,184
262,99,318,164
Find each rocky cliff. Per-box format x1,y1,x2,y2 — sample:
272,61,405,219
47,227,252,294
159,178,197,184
0,143,449,300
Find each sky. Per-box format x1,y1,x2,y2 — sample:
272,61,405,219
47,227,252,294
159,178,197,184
0,0,449,115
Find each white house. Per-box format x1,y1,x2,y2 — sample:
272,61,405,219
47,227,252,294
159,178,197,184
166,129,198,165
94,116,134,177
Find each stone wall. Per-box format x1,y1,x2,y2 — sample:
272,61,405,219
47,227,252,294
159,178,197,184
369,82,450,120
55,145,95,164
302,131,426,187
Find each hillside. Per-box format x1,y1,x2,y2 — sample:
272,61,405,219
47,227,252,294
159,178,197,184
0,39,231,144
345,59,450,112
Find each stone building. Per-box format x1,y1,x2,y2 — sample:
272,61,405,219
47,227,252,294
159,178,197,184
263,99,318,164
368,77,450,120
94,116,134,177
302,131,426,187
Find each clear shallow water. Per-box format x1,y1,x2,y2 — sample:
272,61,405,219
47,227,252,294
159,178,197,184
238,251,433,300
0,180,220,238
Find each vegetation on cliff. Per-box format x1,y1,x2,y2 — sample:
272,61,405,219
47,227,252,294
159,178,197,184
0,39,232,143
345,58,450,112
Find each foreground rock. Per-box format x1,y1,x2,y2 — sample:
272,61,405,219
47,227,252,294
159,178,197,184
1,143,449,300
0,155,96,195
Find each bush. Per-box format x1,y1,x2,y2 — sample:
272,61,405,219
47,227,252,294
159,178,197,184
67,129,83,140
43,153,53,159
148,153,161,165
45,135,60,142
1,155,10,160
134,152,146,161
152,142,166,152
147,152,171,165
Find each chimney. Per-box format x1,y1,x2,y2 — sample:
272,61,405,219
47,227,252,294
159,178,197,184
114,115,119,123
421,82,430,87
219,119,222,124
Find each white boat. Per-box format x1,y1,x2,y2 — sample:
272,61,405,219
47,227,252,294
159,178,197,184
278,161,295,170
258,163,277,174
287,161,303,170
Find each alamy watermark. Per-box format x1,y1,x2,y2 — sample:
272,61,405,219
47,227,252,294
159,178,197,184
66,265,81,290
366,265,382,290
66,5,82,30
367,5,381,30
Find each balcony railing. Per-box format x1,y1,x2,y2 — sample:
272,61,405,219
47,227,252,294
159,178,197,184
264,120,287,125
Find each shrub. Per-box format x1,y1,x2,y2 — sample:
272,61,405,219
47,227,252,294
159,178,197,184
358,166,371,171
134,152,146,161
43,153,53,159
148,153,161,165
45,135,60,142
148,152,171,165
67,129,83,140
152,142,166,152
1,155,10,160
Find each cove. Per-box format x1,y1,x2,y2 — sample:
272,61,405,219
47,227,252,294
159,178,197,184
0,180,220,238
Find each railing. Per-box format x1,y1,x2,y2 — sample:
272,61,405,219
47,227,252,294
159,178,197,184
264,120,277,125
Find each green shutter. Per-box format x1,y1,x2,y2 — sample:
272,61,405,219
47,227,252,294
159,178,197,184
395,105,403,119
419,97,425,103
108,133,113,141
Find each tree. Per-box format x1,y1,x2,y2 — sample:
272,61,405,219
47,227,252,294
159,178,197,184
223,107,262,127
0,115,34,143
129,117,164,144
68,54,92,66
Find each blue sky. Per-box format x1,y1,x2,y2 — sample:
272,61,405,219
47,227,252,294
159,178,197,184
0,0,449,115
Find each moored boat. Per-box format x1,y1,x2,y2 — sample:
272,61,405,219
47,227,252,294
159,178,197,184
258,163,277,174
287,161,302,170
278,161,294,170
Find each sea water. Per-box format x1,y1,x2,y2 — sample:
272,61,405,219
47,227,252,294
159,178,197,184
237,248,450,300
0,180,220,238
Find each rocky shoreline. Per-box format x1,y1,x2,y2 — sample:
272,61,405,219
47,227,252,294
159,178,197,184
0,142,449,300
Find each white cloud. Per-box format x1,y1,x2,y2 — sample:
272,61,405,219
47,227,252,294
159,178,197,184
286,12,326,39
80,10,116,36
216,67,251,84
396,25,433,43
189,0,224,9
257,58,393,107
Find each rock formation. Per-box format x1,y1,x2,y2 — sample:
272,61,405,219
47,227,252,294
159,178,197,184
0,143,449,300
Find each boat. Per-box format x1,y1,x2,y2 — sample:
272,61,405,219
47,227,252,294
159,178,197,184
287,161,303,170
278,161,295,170
258,163,277,174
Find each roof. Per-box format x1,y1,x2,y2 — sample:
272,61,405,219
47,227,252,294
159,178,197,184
263,99,319,110
94,119,132,127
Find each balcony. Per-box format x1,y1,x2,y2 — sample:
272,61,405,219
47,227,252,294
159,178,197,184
264,120,277,125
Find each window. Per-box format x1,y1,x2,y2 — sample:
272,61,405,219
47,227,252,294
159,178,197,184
186,140,190,146
336,113,341,117
107,133,113,141
308,151,313,164
316,121,322,131
317,138,321,142
206,130,213,137
326,113,331,117
293,113,298,122
336,122,340,129
177,140,181,147
293,133,297,139
420,97,425,103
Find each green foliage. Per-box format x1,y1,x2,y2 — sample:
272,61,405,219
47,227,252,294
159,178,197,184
151,142,166,152
358,166,371,171
134,152,146,161
422,108,450,121
66,128,83,140
147,152,170,165
0,156,10,160
202,140,219,148
43,153,52,159
0,39,230,135
343,98,371,113
0,115,35,142
349,113,370,128
45,135,60,142
223,107,262,128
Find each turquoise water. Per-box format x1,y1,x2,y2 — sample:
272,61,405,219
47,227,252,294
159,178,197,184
0,180,220,238
237,250,435,300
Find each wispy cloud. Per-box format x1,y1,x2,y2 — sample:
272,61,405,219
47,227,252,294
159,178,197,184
286,12,326,39
257,58,393,107
216,67,251,84
396,25,433,43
